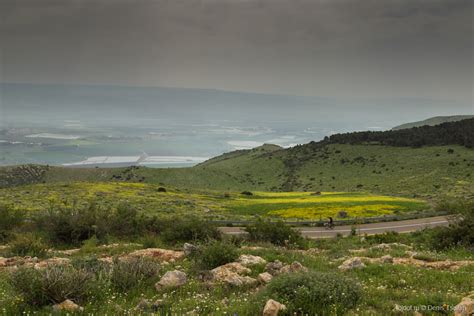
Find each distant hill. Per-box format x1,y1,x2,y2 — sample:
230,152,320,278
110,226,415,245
392,115,473,130
1,119,473,197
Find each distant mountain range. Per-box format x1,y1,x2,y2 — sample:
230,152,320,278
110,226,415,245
392,115,473,130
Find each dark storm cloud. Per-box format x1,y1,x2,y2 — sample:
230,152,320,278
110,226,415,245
0,0,472,103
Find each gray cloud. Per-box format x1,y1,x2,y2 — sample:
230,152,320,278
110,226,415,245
1,0,472,104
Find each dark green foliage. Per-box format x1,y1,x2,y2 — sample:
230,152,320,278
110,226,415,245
260,272,361,315
241,191,253,196
324,118,474,148
9,265,95,306
429,199,474,250
245,219,305,248
110,257,160,292
35,202,110,245
160,217,221,244
8,233,49,258
0,205,26,241
34,202,145,246
190,240,238,270
366,231,400,244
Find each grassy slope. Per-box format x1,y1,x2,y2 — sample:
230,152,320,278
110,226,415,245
1,144,472,199
0,182,428,220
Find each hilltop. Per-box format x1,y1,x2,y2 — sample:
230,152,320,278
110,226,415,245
392,115,473,130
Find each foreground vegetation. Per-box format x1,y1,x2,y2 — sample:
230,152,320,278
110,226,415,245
0,198,472,315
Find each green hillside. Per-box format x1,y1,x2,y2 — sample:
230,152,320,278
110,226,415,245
1,120,473,199
392,115,473,130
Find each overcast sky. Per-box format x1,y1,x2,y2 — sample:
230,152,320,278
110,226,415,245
1,0,473,106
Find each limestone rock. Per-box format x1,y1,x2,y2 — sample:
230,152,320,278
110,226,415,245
454,297,474,316
265,260,284,276
280,261,308,274
338,257,366,271
155,270,187,290
209,262,256,287
52,299,83,312
126,248,185,262
183,243,197,256
258,272,273,284
262,299,286,316
238,254,267,266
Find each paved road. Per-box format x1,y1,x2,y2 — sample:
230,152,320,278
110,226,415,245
219,216,450,239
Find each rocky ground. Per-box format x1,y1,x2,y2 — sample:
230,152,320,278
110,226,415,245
0,238,473,315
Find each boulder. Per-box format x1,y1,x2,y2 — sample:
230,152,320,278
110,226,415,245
209,262,256,287
238,254,267,266
454,297,474,316
224,274,257,287
183,243,197,256
338,257,366,271
258,272,273,284
280,261,308,274
265,260,284,276
262,299,286,316
211,262,251,277
52,299,83,312
155,270,187,291
126,248,185,262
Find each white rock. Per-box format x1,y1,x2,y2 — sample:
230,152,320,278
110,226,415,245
155,270,187,290
258,272,273,284
238,254,267,266
454,297,474,316
338,257,366,271
52,299,83,312
263,299,286,316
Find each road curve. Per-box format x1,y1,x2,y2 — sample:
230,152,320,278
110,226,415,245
219,216,450,239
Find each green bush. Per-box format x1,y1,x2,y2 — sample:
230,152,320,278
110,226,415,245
35,203,110,246
160,217,221,244
430,198,474,250
0,205,26,241
191,240,239,270
245,219,305,248
9,265,96,306
110,257,160,292
35,202,146,246
8,233,49,258
260,272,361,315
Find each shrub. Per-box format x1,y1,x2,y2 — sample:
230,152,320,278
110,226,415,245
160,217,221,244
430,198,474,250
241,191,253,196
35,202,146,246
366,231,400,244
9,233,49,258
9,265,95,306
0,205,26,241
191,240,238,270
35,203,110,246
337,210,348,218
111,257,160,292
109,203,146,237
260,272,361,315
245,219,305,248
